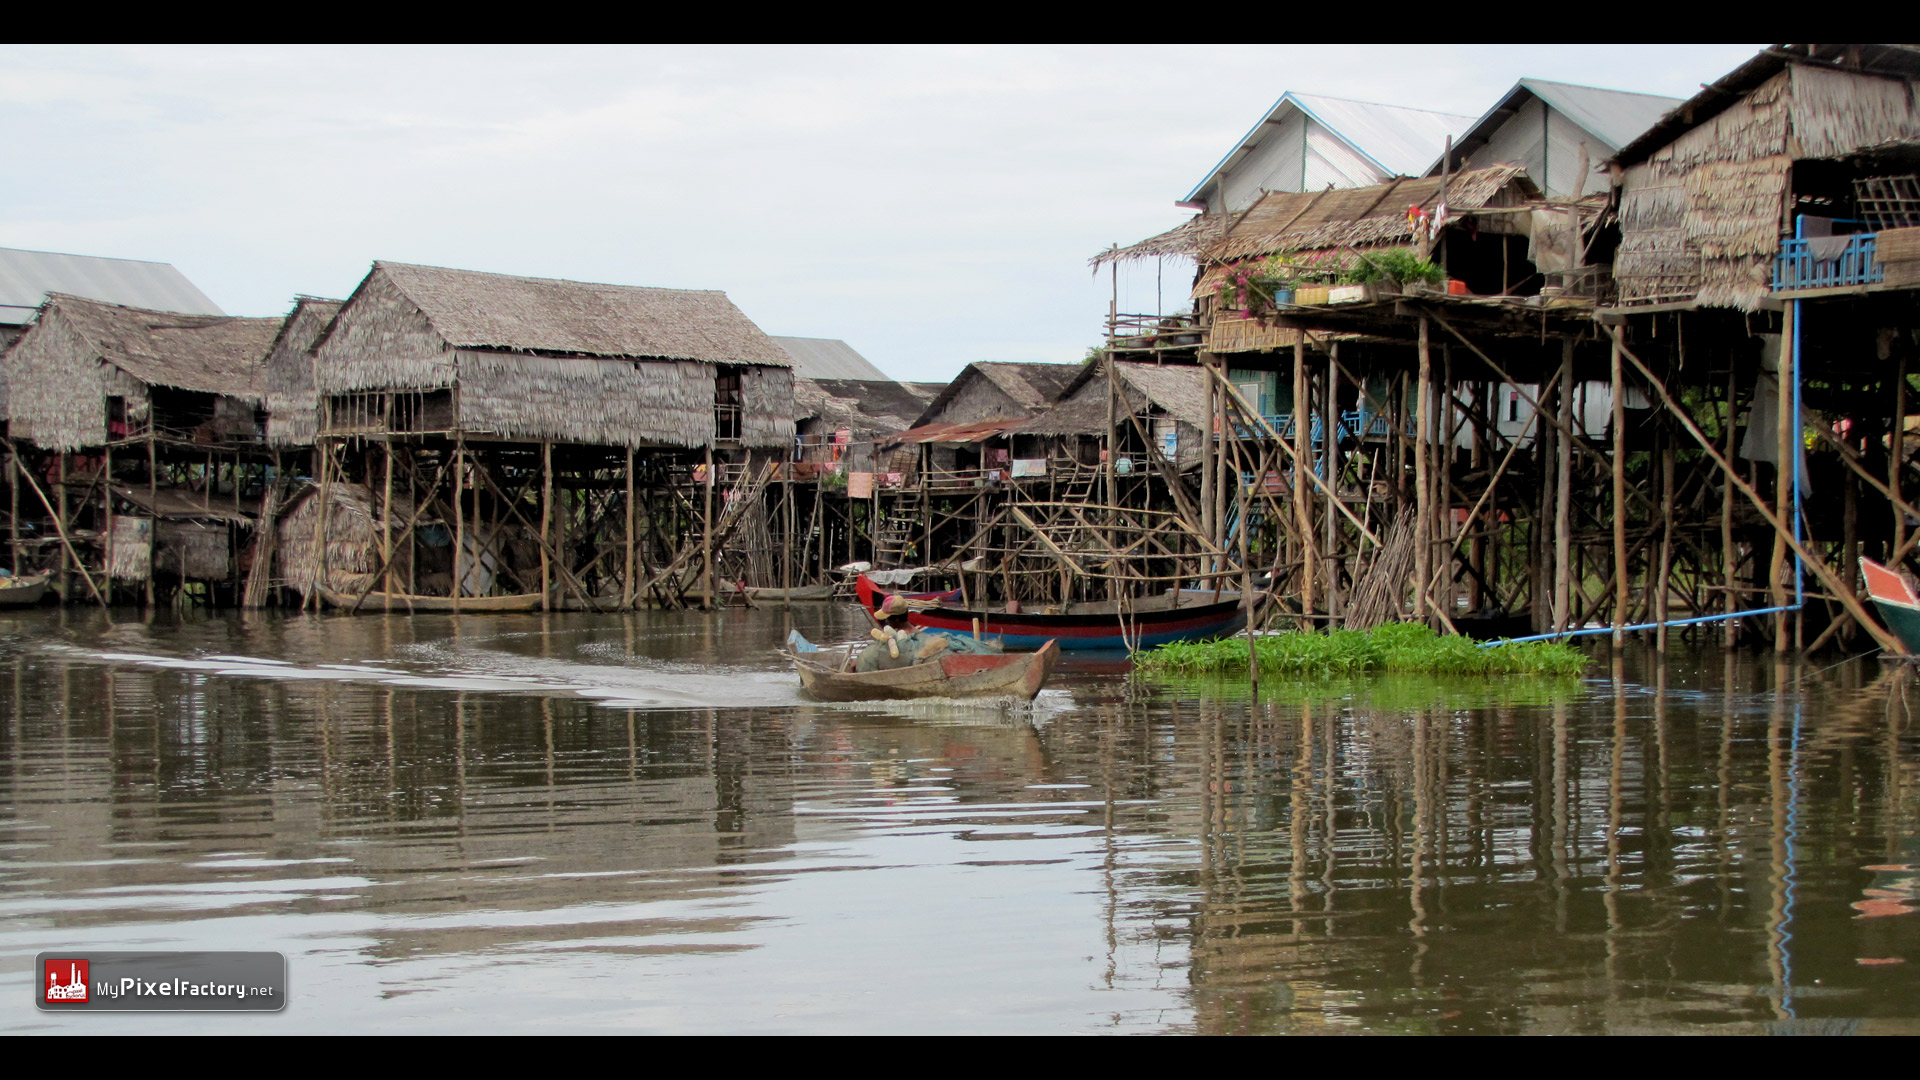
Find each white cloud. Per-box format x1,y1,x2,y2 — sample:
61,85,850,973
0,43,1762,381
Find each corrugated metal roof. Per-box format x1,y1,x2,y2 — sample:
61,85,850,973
0,246,222,326
772,335,888,380
1186,92,1474,204
1519,79,1684,151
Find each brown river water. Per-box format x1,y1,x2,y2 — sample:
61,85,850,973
2,605,1917,1034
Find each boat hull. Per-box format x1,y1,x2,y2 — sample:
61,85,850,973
318,587,546,613
0,575,50,608
859,573,1246,651
794,640,1059,702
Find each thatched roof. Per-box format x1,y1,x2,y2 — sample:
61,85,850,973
264,296,343,447
1096,165,1536,268
796,376,936,436
36,293,279,399
1020,360,1211,437
1613,53,1920,311
313,262,796,449
5,294,281,450
912,361,1079,428
362,261,791,366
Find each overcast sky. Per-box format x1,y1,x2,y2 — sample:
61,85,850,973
1,44,1761,381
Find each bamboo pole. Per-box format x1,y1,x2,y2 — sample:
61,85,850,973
1325,342,1340,618
454,435,465,613
1293,340,1314,622
1611,333,1628,649
625,445,637,609
381,439,394,613
1610,327,1902,654
1201,353,1216,550
1657,433,1675,652
145,432,156,607
1772,310,1793,654
58,452,70,601
1896,352,1908,559
1554,339,1574,633
541,440,553,612
7,446,17,575
1724,364,1738,642
1415,318,1432,620
702,445,715,610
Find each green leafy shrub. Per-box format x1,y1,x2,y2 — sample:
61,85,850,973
1138,622,1587,678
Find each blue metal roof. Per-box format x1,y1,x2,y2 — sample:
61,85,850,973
0,245,222,326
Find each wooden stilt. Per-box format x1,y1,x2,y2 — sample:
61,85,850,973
702,444,715,610
381,439,394,613
1896,352,1908,560
146,432,157,607
7,445,17,576
1772,308,1793,653
540,440,553,612
1415,318,1432,621
1724,364,1738,643
453,434,464,613
625,445,636,609
1325,342,1340,619
1611,333,1627,649
1657,434,1675,652
1553,339,1573,633
1293,340,1314,622
1201,352,1216,550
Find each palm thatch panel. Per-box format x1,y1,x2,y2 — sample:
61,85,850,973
274,481,423,600
156,519,232,581
740,365,796,446
456,352,715,447
264,297,343,447
313,269,456,394
9,306,108,449
108,515,152,582
1789,64,1920,161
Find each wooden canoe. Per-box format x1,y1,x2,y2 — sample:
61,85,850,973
0,573,50,608
317,586,546,613
858,573,1247,652
1860,557,1920,652
746,584,837,602
793,640,1059,702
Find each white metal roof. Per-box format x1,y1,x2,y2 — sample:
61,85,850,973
0,245,223,327
1185,92,1475,204
771,335,888,381
1431,78,1684,176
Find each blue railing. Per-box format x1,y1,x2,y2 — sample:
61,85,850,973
1774,233,1884,291
1249,410,1409,443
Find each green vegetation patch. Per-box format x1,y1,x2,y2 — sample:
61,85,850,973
1138,622,1588,678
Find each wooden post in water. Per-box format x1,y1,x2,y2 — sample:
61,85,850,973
146,431,157,608
1414,318,1432,620
1201,352,1216,551
702,444,715,611
102,443,113,606
1325,342,1340,619
452,434,464,614
381,438,394,612
7,446,17,576
1896,352,1910,559
540,440,553,612
1657,431,1675,651
1293,340,1314,623
1611,332,1628,649
57,453,69,603
1554,339,1574,633
1772,307,1794,654
1724,363,1738,643
625,445,637,610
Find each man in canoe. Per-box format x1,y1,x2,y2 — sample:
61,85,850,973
855,595,996,673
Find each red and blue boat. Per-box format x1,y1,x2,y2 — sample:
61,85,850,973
857,573,1250,653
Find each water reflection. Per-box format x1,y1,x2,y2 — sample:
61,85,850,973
1,608,1917,1033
